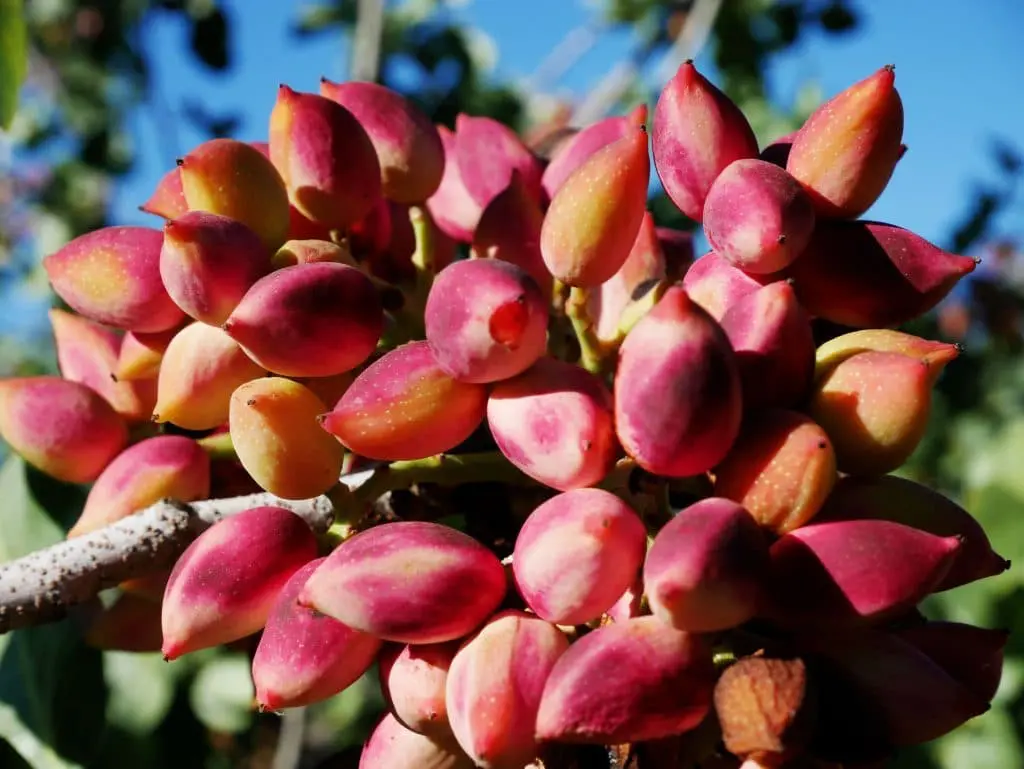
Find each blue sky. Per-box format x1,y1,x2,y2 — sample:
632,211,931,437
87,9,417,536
109,0,1023,245
6,0,1024,342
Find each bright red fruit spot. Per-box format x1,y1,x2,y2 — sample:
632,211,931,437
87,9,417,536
489,296,529,348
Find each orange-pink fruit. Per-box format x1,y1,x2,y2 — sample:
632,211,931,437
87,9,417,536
223,262,383,378
446,610,570,768
713,410,837,535
49,308,157,422
380,641,460,738
269,85,383,231
139,166,188,220
787,65,904,218
681,251,777,322
153,322,266,431
178,137,291,250
814,328,961,382
702,158,816,274
360,712,474,769
540,125,650,287
785,220,976,328
159,210,271,325
44,226,185,333
161,505,318,660
809,350,950,475
512,488,647,625
807,628,989,749
229,378,344,500
470,172,551,300
615,285,742,477
70,435,210,538
894,621,1008,704
0,376,128,484
652,60,759,221
535,617,715,744
252,558,383,711
320,341,488,461
320,78,445,204
588,211,668,343
426,124,483,242
718,281,815,411
271,237,352,269
815,474,1009,592
425,259,548,384
453,114,543,209
541,103,648,198
487,357,616,491
114,325,181,382
765,520,961,629
644,498,770,632
299,521,507,644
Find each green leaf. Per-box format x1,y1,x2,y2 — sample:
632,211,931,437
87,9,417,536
932,707,1024,769
189,653,254,734
0,704,82,769
0,457,66,562
0,0,27,130
103,652,177,736
0,456,106,766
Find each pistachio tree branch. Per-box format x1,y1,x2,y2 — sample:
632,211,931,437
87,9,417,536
0,452,532,635
0,483,354,635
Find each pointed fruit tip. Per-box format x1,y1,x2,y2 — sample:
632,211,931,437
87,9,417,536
175,158,184,167
161,642,181,661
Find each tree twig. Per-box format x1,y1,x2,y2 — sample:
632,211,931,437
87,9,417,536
570,0,724,125
0,489,339,635
349,0,385,83
271,706,307,769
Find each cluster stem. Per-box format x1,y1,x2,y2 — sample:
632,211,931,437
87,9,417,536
565,286,610,376
196,430,236,461
326,452,533,541
382,205,435,344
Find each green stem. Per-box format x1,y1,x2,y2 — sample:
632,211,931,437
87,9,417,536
712,648,737,669
381,206,435,345
565,286,608,375
326,452,532,542
196,431,236,461
410,205,435,299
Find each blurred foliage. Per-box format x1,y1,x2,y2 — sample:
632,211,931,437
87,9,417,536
0,0,28,130
1,0,1024,767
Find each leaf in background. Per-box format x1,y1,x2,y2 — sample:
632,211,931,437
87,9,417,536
189,653,254,734
932,706,1024,769
0,704,81,769
0,456,106,766
0,0,27,131
307,667,384,753
190,6,231,71
818,2,859,33
0,457,65,562
103,652,177,737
